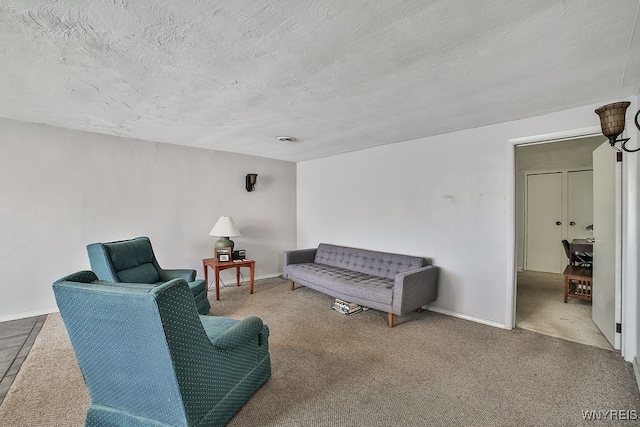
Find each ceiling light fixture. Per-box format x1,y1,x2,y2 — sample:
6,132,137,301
594,102,640,153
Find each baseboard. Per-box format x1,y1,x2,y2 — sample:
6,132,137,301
0,307,59,323
214,273,282,288
426,306,508,329
256,273,282,280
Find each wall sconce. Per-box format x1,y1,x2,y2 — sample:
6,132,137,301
245,173,258,192
595,102,640,152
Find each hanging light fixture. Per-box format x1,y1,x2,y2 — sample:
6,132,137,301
594,102,640,152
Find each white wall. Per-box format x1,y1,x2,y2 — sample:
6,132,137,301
298,123,509,326
0,118,297,321
297,98,639,339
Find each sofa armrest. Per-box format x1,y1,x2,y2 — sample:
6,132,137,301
158,268,197,282
208,316,265,351
392,265,439,315
283,248,317,268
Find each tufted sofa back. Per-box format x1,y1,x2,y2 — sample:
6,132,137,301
314,243,427,280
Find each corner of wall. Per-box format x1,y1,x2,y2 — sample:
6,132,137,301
634,357,640,395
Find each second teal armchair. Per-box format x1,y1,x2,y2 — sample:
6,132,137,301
87,236,210,314
53,271,271,426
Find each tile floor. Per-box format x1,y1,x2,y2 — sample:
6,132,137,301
0,315,47,405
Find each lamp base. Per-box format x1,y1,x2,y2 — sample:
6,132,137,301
215,237,234,251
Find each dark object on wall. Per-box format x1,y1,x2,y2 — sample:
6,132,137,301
246,173,258,191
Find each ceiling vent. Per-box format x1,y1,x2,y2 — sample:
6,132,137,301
276,136,297,143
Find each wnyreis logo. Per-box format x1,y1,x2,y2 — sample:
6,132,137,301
582,410,638,421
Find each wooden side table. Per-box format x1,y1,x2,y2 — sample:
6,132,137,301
202,258,255,300
563,265,593,303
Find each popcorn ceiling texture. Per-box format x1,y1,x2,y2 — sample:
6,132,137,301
0,0,638,161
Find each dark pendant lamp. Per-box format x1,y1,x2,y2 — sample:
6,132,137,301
595,102,640,153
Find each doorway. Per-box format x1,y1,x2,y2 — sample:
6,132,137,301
514,136,613,349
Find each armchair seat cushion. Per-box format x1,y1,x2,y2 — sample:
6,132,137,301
186,279,206,296
200,316,241,341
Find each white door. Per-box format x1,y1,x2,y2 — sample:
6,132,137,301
567,170,593,241
526,172,563,273
592,142,621,349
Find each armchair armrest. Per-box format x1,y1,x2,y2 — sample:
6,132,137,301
86,243,120,282
53,271,156,291
158,268,197,282
392,265,438,315
208,316,265,351
54,270,99,284
283,248,317,268
94,280,157,290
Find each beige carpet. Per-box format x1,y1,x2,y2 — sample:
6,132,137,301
516,271,612,350
1,277,638,426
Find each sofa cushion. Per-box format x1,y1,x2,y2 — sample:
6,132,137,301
314,243,425,280
287,263,393,305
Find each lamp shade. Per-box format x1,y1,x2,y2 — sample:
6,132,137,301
209,216,241,237
595,102,630,143
209,216,241,250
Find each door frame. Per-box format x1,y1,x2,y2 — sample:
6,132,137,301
507,127,632,356
506,127,604,324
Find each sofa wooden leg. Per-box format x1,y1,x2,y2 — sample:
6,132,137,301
416,307,423,313
388,313,394,328
290,280,295,290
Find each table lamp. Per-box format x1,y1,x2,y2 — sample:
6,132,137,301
209,216,241,250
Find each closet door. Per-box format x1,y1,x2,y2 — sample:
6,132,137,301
567,170,593,241
526,172,563,273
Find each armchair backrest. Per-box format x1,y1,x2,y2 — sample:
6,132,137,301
52,272,228,426
87,236,161,283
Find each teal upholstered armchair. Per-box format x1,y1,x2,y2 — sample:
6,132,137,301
87,236,210,314
52,271,271,427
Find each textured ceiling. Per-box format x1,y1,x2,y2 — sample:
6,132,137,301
0,1,639,162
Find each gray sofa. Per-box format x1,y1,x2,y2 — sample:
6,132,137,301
283,243,438,327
